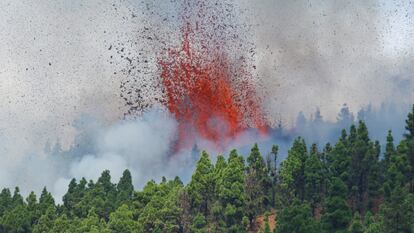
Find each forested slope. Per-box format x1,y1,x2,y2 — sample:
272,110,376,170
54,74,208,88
1,106,414,233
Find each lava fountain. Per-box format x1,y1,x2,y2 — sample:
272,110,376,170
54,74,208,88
158,0,268,151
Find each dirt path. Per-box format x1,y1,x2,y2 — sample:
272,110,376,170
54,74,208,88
248,211,276,233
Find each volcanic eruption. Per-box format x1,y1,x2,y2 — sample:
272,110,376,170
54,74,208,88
119,0,268,151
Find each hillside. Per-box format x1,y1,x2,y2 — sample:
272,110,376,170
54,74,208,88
1,106,414,232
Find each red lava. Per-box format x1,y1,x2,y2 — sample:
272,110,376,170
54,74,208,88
159,20,267,151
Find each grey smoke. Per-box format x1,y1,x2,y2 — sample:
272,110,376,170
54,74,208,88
0,109,197,201
51,109,194,201
0,0,413,200
238,0,414,121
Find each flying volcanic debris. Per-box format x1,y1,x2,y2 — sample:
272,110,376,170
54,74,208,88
115,0,269,151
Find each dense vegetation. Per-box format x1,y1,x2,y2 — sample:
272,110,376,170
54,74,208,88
1,106,414,233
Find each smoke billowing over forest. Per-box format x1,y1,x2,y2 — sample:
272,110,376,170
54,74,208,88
0,0,414,202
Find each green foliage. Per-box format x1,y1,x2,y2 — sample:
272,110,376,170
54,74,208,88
267,145,279,208
2,106,414,233
12,187,24,207
347,122,381,213
51,214,76,233
279,137,307,200
190,213,207,233
261,217,271,233
0,188,12,220
188,151,215,217
117,169,134,206
108,204,136,233
404,106,414,193
62,178,87,217
364,221,384,233
379,187,414,233
405,105,414,139
327,138,350,182
245,144,268,222
385,130,395,165
348,212,364,233
78,209,109,233
39,187,55,216
0,204,31,233
133,178,183,233
321,178,352,233
276,200,320,233
217,150,245,231
32,207,56,233
304,145,326,212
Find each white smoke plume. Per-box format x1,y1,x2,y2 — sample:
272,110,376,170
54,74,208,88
1,109,195,201
52,109,194,202
0,0,414,200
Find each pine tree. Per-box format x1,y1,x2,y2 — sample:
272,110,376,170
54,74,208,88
383,130,397,200
97,170,116,194
247,144,268,179
212,155,227,205
404,105,414,139
178,189,191,233
26,191,39,226
245,144,268,223
385,130,395,165
1,206,31,233
93,170,117,220
383,140,411,200
379,183,414,233
11,187,24,207
0,188,12,217
321,178,352,233
140,179,183,233
63,178,77,211
348,121,379,213
304,145,325,215
279,138,307,201
327,138,350,183
63,177,88,218
117,169,134,205
217,149,245,231
276,199,320,233
404,105,414,192
39,187,55,216
367,140,382,209
188,151,215,218
348,125,357,145
267,145,279,208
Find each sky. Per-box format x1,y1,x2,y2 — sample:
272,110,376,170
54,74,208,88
0,0,414,199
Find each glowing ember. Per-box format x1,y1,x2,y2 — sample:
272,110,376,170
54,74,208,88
159,1,267,150
115,0,268,151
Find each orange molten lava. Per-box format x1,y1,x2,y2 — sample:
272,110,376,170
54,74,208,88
159,24,267,150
